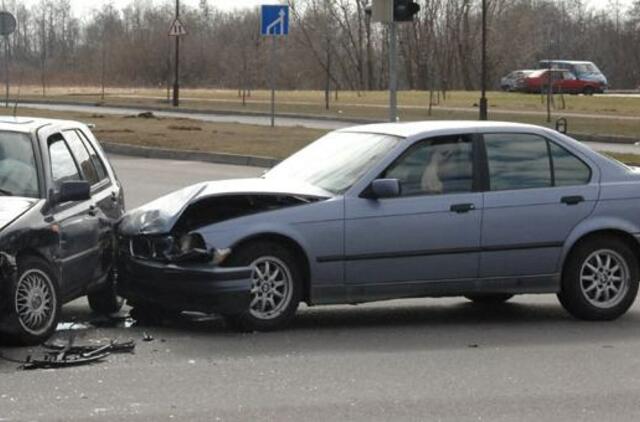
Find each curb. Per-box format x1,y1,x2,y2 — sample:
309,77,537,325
102,142,279,168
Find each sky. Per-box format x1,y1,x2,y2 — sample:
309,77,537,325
13,0,637,19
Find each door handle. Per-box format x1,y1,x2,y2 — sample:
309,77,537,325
450,203,476,214
561,195,584,206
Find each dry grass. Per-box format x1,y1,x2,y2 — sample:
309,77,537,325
13,107,327,159
15,86,640,138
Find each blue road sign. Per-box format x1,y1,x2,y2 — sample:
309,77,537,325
261,5,289,36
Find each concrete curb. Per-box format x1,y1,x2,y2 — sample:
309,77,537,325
102,142,279,168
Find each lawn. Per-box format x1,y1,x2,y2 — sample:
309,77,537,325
14,86,640,138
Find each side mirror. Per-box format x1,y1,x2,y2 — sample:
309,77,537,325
368,179,401,199
56,181,91,204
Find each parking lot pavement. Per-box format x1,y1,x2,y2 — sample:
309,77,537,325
3,155,640,421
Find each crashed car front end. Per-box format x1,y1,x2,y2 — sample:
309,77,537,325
117,184,254,315
118,230,253,315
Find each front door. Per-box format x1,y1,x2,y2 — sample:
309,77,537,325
47,134,101,296
344,134,483,297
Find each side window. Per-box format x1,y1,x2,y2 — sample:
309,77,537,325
76,130,109,182
48,136,81,187
485,133,551,191
63,130,100,185
549,142,591,186
384,135,474,196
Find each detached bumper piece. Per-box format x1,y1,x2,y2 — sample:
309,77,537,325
118,256,252,315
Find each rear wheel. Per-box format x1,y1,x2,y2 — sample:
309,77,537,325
558,236,639,321
465,294,514,304
2,256,60,346
224,241,302,332
583,86,595,96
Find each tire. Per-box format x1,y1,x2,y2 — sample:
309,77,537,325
3,256,61,346
224,241,302,332
465,294,514,304
583,86,595,96
88,270,124,315
558,236,639,321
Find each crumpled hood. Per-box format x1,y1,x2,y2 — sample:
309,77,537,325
119,177,332,235
0,197,38,232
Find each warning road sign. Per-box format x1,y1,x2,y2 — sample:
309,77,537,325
169,18,187,37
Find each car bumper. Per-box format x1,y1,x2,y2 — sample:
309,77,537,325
118,255,253,315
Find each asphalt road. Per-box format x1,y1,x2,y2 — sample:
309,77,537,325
3,156,640,421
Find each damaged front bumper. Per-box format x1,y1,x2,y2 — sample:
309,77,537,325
118,255,253,315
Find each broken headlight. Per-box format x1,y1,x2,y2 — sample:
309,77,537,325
129,235,176,260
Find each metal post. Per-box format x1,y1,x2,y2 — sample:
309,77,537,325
479,0,488,121
325,36,331,111
4,35,8,108
270,36,276,127
389,22,398,122
172,0,180,107
547,62,552,123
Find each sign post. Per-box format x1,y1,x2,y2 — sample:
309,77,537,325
0,11,16,108
169,0,187,107
261,5,289,128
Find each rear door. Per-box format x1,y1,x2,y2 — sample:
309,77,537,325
479,132,599,283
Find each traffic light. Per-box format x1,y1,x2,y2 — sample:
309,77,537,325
393,0,420,22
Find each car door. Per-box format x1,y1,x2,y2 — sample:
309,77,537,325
344,134,483,296
61,129,117,286
47,134,102,295
479,132,598,282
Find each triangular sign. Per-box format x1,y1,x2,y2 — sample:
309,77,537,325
169,18,187,37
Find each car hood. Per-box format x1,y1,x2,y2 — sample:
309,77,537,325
0,197,38,232
119,177,333,235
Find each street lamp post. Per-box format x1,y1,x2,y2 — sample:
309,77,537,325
479,0,488,121
173,0,180,107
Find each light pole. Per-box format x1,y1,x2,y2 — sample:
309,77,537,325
173,0,180,107
479,0,488,121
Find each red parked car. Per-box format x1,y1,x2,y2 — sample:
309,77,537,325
523,69,604,95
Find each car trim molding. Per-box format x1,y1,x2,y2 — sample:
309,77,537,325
316,241,564,263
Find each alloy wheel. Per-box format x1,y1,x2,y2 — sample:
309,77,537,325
15,269,57,336
580,249,630,309
248,256,293,320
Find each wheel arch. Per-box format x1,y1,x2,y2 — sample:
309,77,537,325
230,233,312,305
561,229,640,279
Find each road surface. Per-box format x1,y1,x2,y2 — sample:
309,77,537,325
3,156,640,421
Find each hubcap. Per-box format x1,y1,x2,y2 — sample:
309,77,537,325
15,269,57,336
249,257,292,320
580,249,629,309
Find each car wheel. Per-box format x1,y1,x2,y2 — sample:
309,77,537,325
558,236,639,321
583,86,595,96
88,269,124,315
224,241,302,332
465,294,514,304
3,256,61,346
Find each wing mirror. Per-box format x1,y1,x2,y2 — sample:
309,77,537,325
55,181,91,204
367,179,401,199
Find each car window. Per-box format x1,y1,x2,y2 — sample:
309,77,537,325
485,133,551,191
63,130,101,185
384,135,474,196
549,142,591,186
76,130,109,182
48,136,82,187
0,131,39,198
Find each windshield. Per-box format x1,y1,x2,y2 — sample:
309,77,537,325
0,132,39,198
265,132,401,194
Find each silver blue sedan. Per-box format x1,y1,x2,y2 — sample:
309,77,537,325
118,121,640,331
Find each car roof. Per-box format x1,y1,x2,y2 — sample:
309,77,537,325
540,60,595,65
0,116,84,134
339,120,547,139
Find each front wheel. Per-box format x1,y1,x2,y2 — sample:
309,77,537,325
88,270,124,315
224,241,302,332
3,256,61,346
558,237,639,321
